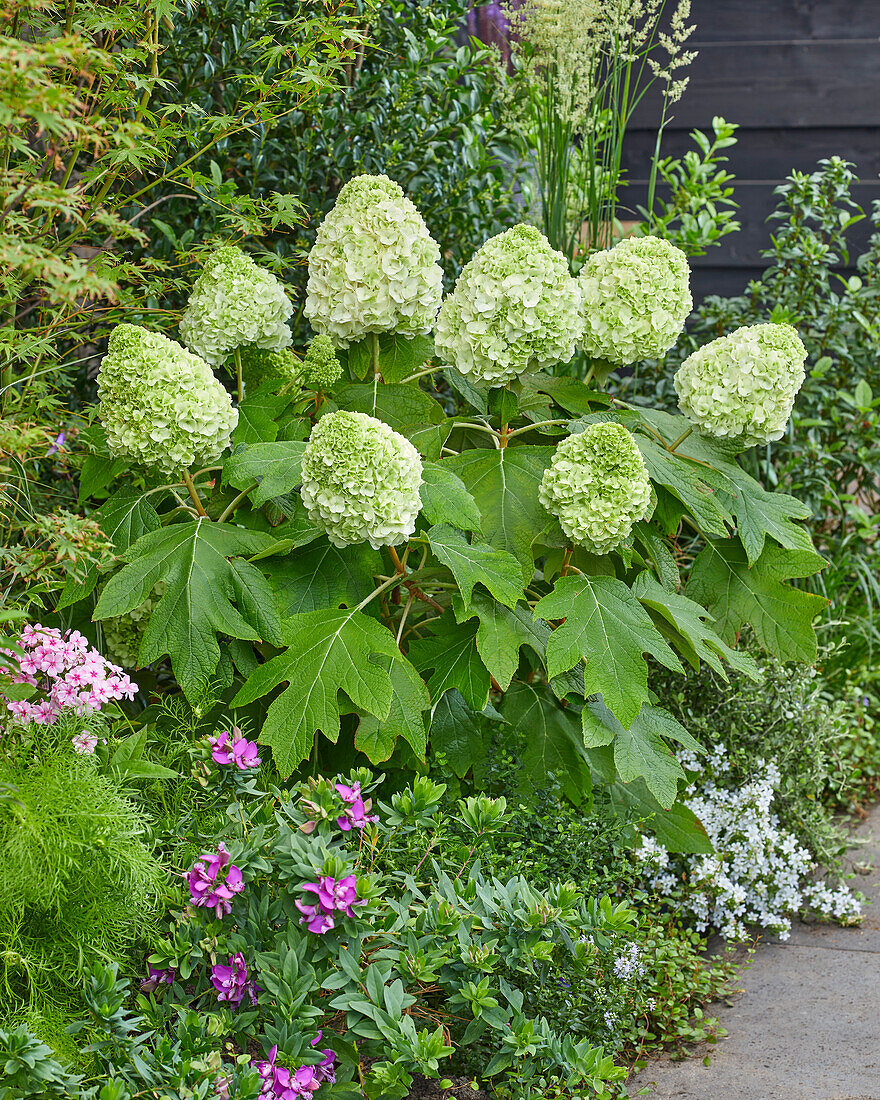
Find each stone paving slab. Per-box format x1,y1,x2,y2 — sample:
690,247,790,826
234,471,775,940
633,806,880,1100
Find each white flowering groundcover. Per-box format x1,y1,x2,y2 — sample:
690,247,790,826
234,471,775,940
57,173,829,855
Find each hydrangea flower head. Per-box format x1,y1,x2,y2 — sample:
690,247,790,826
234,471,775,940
303,334,342,389
674,322,808,445
305,174,443,347
98,324,237,474
237,346,304,391
538,422,652,553
434,224,582,384
186,842,244,918
578,235,692,365
179,245,293,366
300,410,422,548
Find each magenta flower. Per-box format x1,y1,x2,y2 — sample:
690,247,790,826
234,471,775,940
46,432,66,456
335,782,378,832
209,726,261,771
296,874,365,934
186,842,245,918
252,1041,334,1100
140,964,175,992
211,952,259,1006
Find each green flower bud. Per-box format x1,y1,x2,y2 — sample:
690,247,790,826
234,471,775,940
539,422,652,553
434,225,582,385
98,324,237,474
305,175,443,348
674,322,807,445
303,334,342,389
301,410,423,548
579,235,692,365
179,245,293,366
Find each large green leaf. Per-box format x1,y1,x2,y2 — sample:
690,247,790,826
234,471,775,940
454,592,551,691
334,383,447,458
429,689,492,778
587,745,712,854
717,480,814,564
94,520,283,699
58,489,161,609
581,699,702,808
443,446,554,583
223,442,306,507
635,436,731,538
407,616,490,710
500,681,592,805
427,524,523,611
632,571,760,681
687,539,828,662
534,574,682,729
346,333,435,384
419,463,481,532
232,391,291,445
261,540,381,614
354,656,430,763
233,608,418,774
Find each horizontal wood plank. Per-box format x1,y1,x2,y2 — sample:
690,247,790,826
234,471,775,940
630,41,880,129
686,0,880,42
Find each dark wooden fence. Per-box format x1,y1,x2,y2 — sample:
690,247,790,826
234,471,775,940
467,0,880,302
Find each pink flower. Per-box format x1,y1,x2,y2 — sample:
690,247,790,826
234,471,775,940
72,731,98,755
209,727,261,771
296,874,365,933
294,899,336,935
140,964,175,992
186,843,244,918
6,700,35,723
32,699,60,726
52,680,82,707
335,782,378,832
210,952,259,1006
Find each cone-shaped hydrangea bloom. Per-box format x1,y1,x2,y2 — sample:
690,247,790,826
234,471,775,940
301,411,422,549
305,174,443,347
303,334,342,389
578,235,692,365
98,325,237,474
179,245,293,366
434,225,582,385
674,322,807,445
237,346,303,391
539,422,652,553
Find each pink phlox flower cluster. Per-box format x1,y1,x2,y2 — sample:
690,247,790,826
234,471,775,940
253,1035,336,1099
1,624,137,727
72,730,99,755
187,842,244,918
295,874,365,935
210,952,260,1006
210,726,261,770
334,781,378,832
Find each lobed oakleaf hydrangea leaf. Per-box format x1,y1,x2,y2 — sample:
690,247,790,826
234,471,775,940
354,656,430,763
223,441,306,508
232,608,421,774
687,539,828,663
94,520,283,700
407,616,490,711
635,435,731,537
419,463,481,532
427,524,524,611
261,541,381,615
454,592,550,691
429,689,492,778
534,574,682,729
443,446,554,583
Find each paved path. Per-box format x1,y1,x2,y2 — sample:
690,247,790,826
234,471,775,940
633,805,880,1100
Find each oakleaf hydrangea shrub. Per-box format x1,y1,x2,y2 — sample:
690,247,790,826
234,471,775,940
142,771,627,1100
539,422,652,553
674,322,808,444
578,235,693,365
300,410,423,548
97,324,238,473
304,173,444,347
637,744,861,942
179,244,294,366
434,224,582,383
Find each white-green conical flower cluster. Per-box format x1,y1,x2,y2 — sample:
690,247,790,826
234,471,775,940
434,224,582,385
674,322,807,445
305,174,444,348
179,245,293,366
539,422,652,554
579,235,692,365
98,324,238,474
301,410,423,549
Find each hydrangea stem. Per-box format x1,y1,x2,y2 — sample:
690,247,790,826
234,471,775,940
667,425,694,453
181,470,209,517
370,332,381,379
234,347,244,403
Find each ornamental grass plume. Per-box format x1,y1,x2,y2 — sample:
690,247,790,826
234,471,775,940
179,244,293,366
98,324,237,474
674,322,808,445
539,422,652,553
304,174,443,347
578,235,692,365
434,224,582,384
300,410,422,549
